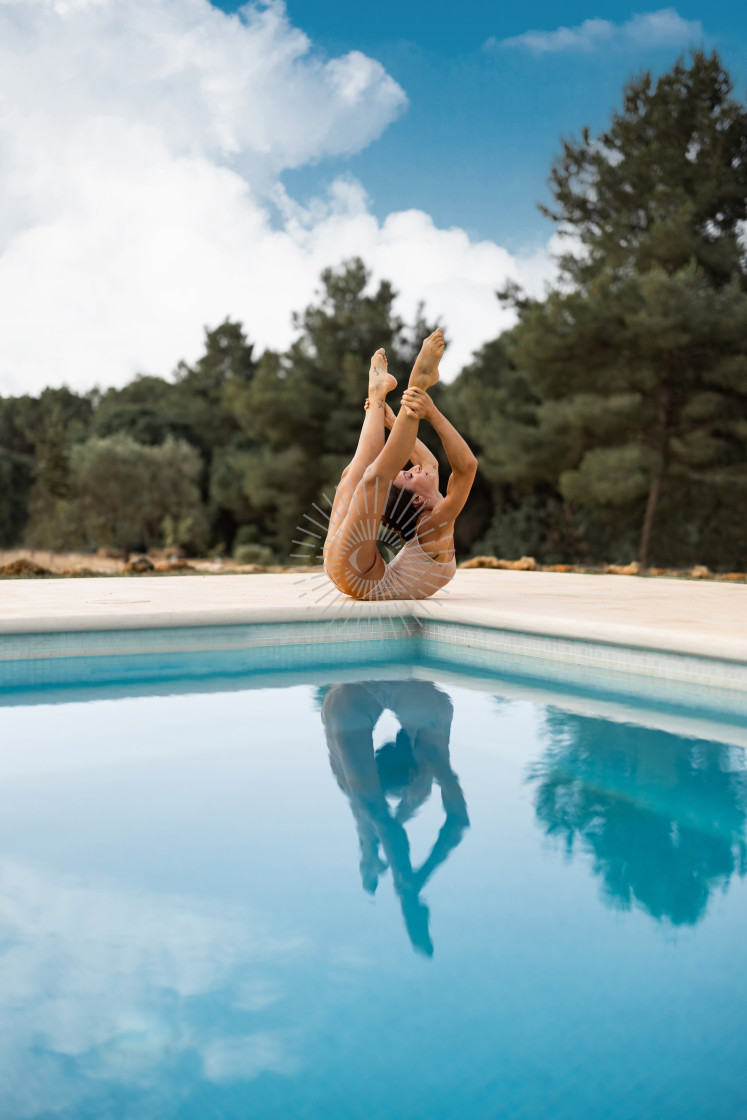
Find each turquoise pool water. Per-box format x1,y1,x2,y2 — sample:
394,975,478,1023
1,664,746,1119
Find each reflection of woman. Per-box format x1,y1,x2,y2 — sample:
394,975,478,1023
322,680,469,955
322,332,477,600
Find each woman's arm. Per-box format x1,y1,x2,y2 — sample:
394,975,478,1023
400,388,477,528
382,402,437,470
428,409,477,477
401,390,476,475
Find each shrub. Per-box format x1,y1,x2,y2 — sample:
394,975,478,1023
233,543,274,566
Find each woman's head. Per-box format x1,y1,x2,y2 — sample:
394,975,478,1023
382,482,421,541
396,465,439,501
383,467,438,541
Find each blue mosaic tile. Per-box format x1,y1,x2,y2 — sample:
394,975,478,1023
0,617,745,718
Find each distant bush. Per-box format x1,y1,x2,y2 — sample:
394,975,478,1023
233,543,274,566
233,524,263,548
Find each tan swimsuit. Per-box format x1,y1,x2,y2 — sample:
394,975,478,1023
325,533,457,601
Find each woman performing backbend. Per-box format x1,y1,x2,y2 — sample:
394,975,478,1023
323,329,478,601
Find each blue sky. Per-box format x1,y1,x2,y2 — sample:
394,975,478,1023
216,1,747,251
2,1,745,394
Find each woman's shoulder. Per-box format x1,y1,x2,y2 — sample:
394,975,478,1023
413,517,455,563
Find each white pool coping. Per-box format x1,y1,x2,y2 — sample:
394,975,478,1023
1,568,746,665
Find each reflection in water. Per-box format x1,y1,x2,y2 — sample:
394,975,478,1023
0,857,302,1120
322,681,469,956
528,710,747,925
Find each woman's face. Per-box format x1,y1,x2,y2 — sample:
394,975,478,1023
396,465,439,502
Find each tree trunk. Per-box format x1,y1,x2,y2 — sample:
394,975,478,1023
638,456,665,570
638,383,671,570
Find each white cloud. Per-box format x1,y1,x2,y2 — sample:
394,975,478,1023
493,8,702,54
0,0,555,394
203,1032,300,1082
0,856,305,1117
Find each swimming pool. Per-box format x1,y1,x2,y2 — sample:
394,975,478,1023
1,644,746,1119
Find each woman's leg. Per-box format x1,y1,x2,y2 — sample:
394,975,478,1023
325,330,444,590
322,683,432,954
326,349,396,540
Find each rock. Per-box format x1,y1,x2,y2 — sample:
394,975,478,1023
96,546,125,559
689,565,710,579
58,567,100,577
510,556,537,571
459,555,537,571
0,557,49,576
718,573,746,581
604,562,640,576
124,556,155,574
546,564,574,572
459,555,502,569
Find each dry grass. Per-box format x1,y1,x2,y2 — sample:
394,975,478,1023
0,548,315,578
457,555,746,583
1,547,744,582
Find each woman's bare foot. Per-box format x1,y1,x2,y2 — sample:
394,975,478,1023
408,329,444,390
369,348,397,397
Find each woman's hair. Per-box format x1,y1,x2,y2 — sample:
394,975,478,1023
382,482,420,542
375,728,418,794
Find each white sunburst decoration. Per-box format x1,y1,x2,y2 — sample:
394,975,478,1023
289,480,453,625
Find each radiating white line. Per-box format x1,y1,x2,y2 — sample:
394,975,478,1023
303,514,329,534
349,478,363,517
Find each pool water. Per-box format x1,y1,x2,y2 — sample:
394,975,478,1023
1,669,746,1119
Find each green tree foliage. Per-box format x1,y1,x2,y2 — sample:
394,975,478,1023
68,434,208,553
448,51,747,568
445,336,595,562
92,377,194,447
88,321,259,548
1,388,94,551
3,51,747,574
173,319,258,456
0,387,93,458
0,448,34,546
545,51,747,288
93,321,257,459
212,259,441,555
505,51,747,568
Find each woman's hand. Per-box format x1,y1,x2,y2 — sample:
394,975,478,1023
401,387,435,420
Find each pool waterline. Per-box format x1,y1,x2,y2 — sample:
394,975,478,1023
2,617,746,722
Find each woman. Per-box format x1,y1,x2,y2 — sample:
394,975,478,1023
321,679,469,955
323,329,477,601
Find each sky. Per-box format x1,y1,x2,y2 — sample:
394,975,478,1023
0,0,745,394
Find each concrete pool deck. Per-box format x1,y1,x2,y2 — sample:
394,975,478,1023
1,568,745,664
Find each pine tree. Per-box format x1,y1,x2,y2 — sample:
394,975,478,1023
220,259,437,556
507,51,747,568
545,51,747,289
